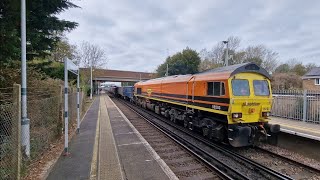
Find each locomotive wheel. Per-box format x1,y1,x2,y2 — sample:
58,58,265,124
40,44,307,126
188,122,194,131
183,120,188,128
173,117,177,124
170,114,175,122
202,127,209,137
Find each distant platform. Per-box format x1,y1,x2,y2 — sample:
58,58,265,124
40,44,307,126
269,117,320,141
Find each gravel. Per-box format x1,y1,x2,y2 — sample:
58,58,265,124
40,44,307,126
236,144,320,180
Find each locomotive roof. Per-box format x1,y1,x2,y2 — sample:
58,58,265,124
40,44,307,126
197,62,271,79
135,63,271,86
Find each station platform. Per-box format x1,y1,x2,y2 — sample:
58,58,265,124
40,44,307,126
269,117,320,141
47,95,176,180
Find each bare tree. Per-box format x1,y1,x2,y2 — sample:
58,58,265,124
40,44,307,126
199,36,279,73
209,42,225,64
242,45,278,72
203,36,241,65
262,48,278,73
272,72,302,90
76,41,108,68
226,36,241,51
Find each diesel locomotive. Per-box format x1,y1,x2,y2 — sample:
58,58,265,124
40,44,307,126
133,63,280,147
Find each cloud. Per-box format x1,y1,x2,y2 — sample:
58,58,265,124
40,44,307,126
59,0,320,72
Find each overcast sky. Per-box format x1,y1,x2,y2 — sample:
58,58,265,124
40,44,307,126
59,0,320,72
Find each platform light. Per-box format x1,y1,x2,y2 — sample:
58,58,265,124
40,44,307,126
223,40,229,66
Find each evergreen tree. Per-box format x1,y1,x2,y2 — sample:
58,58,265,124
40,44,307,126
156,47,201,77
0,0,79,64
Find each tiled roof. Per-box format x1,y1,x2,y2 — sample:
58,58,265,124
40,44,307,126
304,67,320,76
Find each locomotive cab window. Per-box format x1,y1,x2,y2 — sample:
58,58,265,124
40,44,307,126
207,82,225,96
253,80,270,96
232,79,250,96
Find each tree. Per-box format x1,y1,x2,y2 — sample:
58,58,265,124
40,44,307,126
242,45,278,72
76,41,108,68
199,36,279,73
291,63,306,76
305,63,317,73
271,73,302,90
200,36,241,66
49,36,77,62
156,47,201,77
0,0,79,63
274,60,317,77
274,63,290,73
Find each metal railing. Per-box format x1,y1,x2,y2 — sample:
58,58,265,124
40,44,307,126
272,90,320,124
0,85,21,180
0,102,20,180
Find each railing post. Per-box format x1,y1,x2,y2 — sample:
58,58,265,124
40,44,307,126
13,84,21,180
303,90,307,122
77,70,80,134
59,85,63,136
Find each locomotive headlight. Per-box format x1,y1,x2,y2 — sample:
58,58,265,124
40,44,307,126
262,112,270,117
232,113,242,118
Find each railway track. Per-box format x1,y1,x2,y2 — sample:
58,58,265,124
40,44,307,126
239,146,320,179
255,146,320,172
114,97,295,180
113,97,232,180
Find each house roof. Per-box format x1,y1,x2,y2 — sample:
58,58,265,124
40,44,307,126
304,67,320,77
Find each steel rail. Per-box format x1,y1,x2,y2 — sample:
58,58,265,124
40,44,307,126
255,146,320,173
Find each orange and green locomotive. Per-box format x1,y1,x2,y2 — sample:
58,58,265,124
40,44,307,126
134,63,280,147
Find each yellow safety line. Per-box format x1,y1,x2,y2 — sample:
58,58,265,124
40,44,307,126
277,123,320,135
89,98,101,180
271,119,320,132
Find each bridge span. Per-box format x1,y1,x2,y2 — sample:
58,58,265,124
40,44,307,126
80,68,155,82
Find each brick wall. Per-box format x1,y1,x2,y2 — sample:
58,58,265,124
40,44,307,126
303,79,320,90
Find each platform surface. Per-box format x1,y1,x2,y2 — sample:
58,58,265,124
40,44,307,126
104,95,175,180
47,95,175,180
270,117,320,141
47,98,100,180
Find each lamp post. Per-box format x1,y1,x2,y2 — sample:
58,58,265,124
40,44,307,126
223,40,229,66
90,62,93,100
21,0,30,157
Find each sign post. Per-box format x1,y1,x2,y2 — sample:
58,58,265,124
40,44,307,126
64,59,69,154
77,69,80,134
64,58,79,154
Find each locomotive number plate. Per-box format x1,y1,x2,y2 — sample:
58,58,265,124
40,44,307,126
212,105,221,110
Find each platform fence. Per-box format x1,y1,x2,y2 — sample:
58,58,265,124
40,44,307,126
0,85,85,180
272,89,320,124
0,102,20,180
